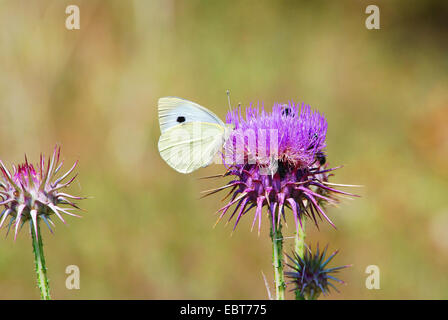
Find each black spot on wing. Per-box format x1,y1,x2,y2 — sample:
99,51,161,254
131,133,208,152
177,116,186,123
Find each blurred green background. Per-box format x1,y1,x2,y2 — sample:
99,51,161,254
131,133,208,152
0,0,447,299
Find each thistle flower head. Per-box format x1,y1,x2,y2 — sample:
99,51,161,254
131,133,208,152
285,244,350,300
203,102,358,233
0,146,83,240
225,102,328,168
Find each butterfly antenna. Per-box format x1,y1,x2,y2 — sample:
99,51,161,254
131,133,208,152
226,90,232,112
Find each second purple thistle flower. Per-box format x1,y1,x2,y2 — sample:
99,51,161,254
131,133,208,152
0,146,83,240
203,102,358,233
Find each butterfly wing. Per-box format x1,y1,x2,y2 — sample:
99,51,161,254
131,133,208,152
158,122,226,174
158,97,225,134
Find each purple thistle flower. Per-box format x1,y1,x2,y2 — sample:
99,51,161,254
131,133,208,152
202,102,358,233
224,102,328,168
0,146,84,240
285,244,351,299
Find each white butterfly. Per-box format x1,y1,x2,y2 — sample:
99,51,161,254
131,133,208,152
158,97,234,174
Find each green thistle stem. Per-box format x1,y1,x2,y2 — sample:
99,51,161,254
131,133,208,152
294,219,306,259
294,220,306,300
270,222,285,300
31,220,51,300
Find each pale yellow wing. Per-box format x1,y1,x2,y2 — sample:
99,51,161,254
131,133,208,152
158,97,225,134
158,122,227,174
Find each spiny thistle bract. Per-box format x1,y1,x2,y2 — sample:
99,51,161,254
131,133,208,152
202,102,358,233
285,244,350,299
0,146,83,240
